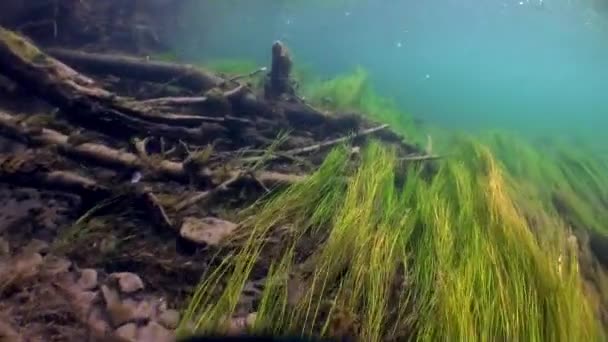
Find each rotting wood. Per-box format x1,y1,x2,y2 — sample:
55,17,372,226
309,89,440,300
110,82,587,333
0,149,174,231
138,85,245,107
284,124,390,154
0,110,306,187
46,47,224,92
173,172,242,212
0,27,233,143
42,44,362,136
265,41,294,99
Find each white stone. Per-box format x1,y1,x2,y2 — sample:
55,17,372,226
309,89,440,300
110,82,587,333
77,268,98,290
110,272,144,293
179,217,237,246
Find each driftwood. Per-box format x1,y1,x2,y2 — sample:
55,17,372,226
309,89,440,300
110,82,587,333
0,110,305,187
0,28,365,150
0,28,242,144
265,41,294,100
0,25,444,259
285,124,390,155
138,85,246,107
41,44,360,137
0,150,174,230
173,172,243,211
46,48,224,92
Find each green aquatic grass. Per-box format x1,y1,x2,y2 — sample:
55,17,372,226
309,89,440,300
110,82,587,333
482,131,608,235
180,140,598,340
178,66,606,340
413,138,596,340
177,147,350,337
303,67,420,143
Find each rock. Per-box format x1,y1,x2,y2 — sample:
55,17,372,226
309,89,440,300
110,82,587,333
71,290,98,318
101,285,120,306
77,268,98,290
107,300,138,327
105,294,153,327
87,307,111,337
110,272,144,294
246,312,257,328
125,298,154,321
22,239,49,255
115,323,138,342
179,217,237,246
137,321,175,342
102,285,140,327
0,320,23,342
0,237,9,256
158,309,180,329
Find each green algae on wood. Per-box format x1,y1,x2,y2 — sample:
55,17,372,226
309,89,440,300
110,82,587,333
0,27,46,64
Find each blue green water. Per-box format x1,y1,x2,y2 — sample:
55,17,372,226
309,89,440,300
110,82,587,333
168,0,608,138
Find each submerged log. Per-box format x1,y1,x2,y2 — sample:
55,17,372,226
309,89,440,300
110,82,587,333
45,44,362,136
0,110,305,187
0,27,234,143
47,48,224,92
0,150,174,230
0,151,109,201
265,41,294,100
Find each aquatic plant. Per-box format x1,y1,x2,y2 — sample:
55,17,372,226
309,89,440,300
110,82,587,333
180,139,599,340
178,65,607,341
302,67,420,144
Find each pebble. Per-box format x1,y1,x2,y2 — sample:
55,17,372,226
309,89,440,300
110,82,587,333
138,321,174,342
158,309,180,329
179,217,237,246
87,307,111,337
115,323,138,342
77,268,98,290
125,298,155,321
111,272,145,294
0,320,22,342
72,290,98,317
246,312,257,328
107,299,138,327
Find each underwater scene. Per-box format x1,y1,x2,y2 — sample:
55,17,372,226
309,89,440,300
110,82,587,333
0,0,607,341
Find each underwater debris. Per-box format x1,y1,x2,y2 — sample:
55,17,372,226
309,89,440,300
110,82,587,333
0,2,606,339
0,24,435,341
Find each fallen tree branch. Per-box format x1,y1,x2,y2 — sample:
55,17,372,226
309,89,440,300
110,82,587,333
137,188,173,230
398,154,443,162
0,151,173,231
138,85,245,107
0,111,306,187
229,68,267,83
174,172,242,211
0,28,233,143
46,48,224,92
133,137,150,159
37,42,355,137
285,124,390,155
